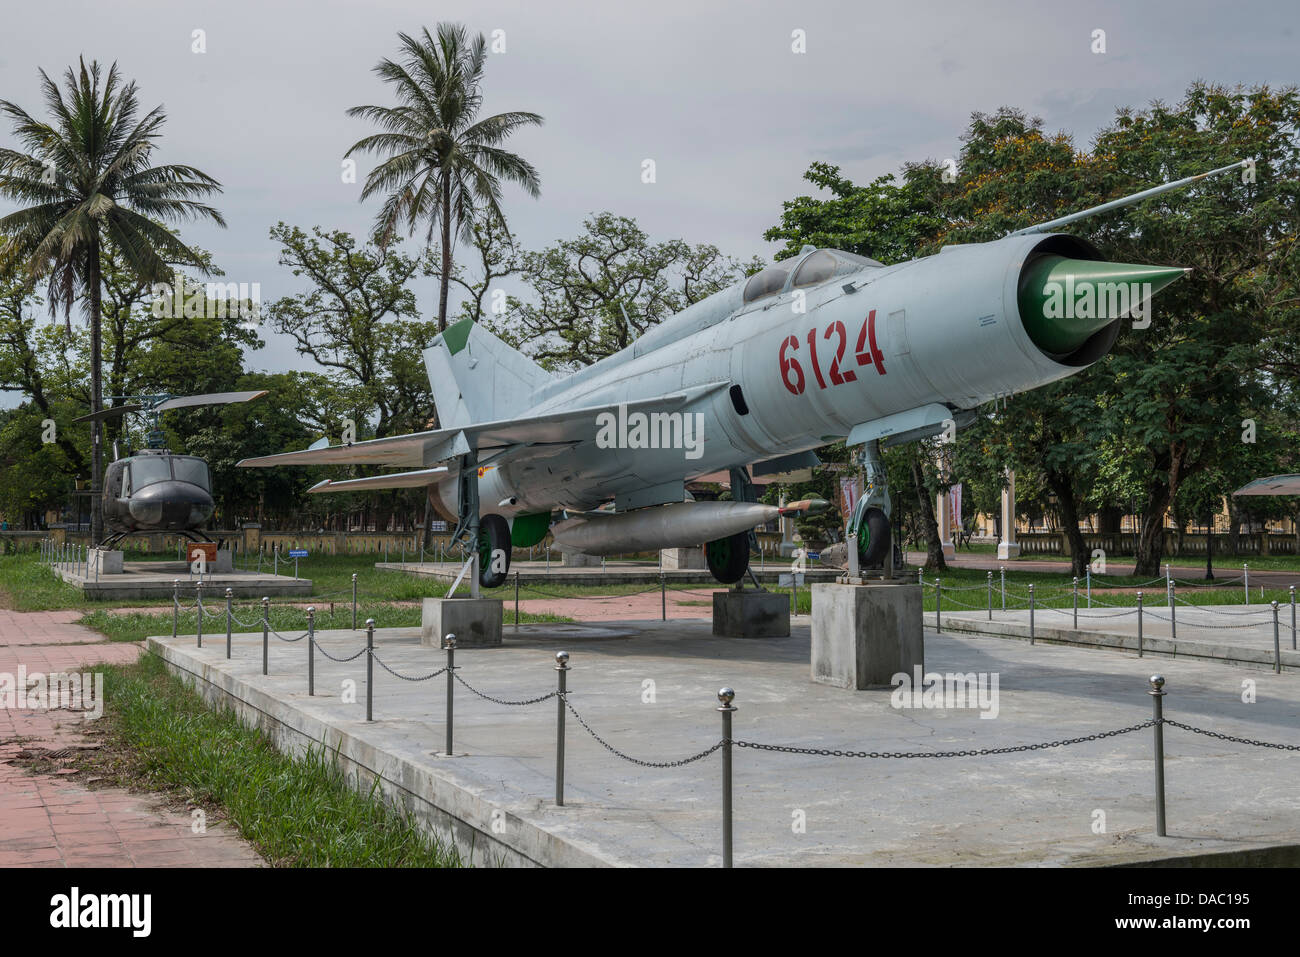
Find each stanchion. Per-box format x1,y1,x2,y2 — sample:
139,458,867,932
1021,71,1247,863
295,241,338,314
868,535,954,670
1292,585,1297,651
661,571,667,621
1272,600,1282,674
1149,675,1167,837
1244,563,1249,604
261,597,269,675
1072,576,1078,629
1028,583,1035,644
444,634,457,755
1168,580,1177,641
225,587,233,659
1086,567,1091,607
555,651,569,806
515,571,520,629
172,579,180,638
307,606,315,696
366,618,375,722
718,687,736,869
987,571,993,621
935,578,942,633
196,581,204,647
352,573,358,630
1136,591,1144,657
1000,565,1006,611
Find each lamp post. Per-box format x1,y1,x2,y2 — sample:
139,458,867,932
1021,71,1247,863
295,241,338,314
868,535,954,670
1205,504,1214,581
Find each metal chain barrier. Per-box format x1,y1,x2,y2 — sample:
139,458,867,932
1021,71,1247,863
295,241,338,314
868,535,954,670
563,697,725,767
735,720,1158,758
1163,719,1300,751
370,654,448,682
452,672,557,706
312,639,368,663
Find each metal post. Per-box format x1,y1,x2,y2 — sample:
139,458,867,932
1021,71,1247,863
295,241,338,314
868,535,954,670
1028,583,1035,644
225,587,233,659
515,571,520,629
444,634,456,755
1149,675,1166,837
718,687,736,868
1000,565,1006,611
1072,576,1079,628
1168,580,1176,642
1272,600,1282,675
366,618,375,722
987,571,993,621
294,555,299,581
555,651,569,806
661,571,666,621
1086,567,1092,607
1136,591,1144,657
273,544,278,576
262,597,269,676
307,606,315,696
172,579,180,638
1292,585,1297,651
935,577,942,633
1244,563,1249,604
352,573,358,630
196,581,204,647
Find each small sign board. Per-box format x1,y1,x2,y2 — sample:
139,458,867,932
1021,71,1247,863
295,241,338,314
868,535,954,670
431,520,448,531
778,572,806,587
288,548,309,558
807,551,820,561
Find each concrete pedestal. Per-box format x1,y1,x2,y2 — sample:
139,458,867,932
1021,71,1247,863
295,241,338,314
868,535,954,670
422,597,503,648
661,547,705,570
87,548,123,575
214,549,234,573
712,589,790,638
560,549,601,568
997,541,1021,560
811,582,923,690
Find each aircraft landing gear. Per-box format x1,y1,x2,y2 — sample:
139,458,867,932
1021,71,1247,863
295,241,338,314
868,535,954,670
848,439,893,569
705,531,750,584
450,450,511,590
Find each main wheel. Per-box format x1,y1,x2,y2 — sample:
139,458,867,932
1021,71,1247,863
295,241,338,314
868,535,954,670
856,506,891,567
705,531,750,584
477,513,511,588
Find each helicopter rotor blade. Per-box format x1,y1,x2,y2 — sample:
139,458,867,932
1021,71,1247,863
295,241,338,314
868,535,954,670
70,404,143,424
153,390,269,412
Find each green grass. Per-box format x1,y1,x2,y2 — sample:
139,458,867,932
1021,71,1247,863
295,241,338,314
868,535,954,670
87,652,462,867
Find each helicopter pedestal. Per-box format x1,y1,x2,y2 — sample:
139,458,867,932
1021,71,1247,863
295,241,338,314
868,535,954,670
87,547,124,576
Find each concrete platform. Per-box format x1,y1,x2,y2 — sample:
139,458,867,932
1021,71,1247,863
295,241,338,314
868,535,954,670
147,617,1300,867
377,559,841,587
52,560,313,599
940,604,1300,673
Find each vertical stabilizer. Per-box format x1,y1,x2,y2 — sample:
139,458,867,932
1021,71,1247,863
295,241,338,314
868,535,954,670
423,318,553,428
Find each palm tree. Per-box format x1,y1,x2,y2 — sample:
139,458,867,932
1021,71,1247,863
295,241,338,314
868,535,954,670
0,58,225,543
346,23,542,331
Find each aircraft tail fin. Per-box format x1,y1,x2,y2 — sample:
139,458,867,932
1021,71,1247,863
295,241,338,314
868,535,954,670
424,319,553,428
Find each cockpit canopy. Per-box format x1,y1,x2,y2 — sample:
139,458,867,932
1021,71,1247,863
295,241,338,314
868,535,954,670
124,454,211,495
742,248,883,305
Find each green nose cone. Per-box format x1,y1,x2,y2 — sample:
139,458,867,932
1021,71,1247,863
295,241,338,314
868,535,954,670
1017,256,1190,356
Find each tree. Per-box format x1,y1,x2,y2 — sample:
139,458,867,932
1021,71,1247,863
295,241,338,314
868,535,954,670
346,23,542,330
489,211,756,369
0,58,225,542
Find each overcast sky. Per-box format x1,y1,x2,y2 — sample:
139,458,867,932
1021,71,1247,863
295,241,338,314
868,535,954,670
1,0,1296,381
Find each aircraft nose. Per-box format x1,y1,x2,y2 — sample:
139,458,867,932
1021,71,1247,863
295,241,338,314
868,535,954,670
1017,255,1189,356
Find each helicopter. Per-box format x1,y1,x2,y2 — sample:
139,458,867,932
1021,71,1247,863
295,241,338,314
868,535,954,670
73,391,267,546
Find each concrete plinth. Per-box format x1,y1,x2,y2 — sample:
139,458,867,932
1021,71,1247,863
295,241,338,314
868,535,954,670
88,548,123,575
997,541,1020,560
661,547,705,570
560,549,601,568
811,581,923,689
422,597,503,647
712,589,790,638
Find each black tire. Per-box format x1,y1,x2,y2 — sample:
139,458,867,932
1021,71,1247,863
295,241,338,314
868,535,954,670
857,507,891,567
705,531,750,584
477,513,511,588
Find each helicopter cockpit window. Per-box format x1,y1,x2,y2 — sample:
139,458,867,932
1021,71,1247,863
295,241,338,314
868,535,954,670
172,457,211,491
742,260,796,304
129,456,172,490
792,250,839,288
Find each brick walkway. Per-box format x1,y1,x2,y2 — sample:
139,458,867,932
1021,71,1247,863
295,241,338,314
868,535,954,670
0,610,262,868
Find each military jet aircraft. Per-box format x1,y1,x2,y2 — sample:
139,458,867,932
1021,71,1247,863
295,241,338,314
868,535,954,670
239,162,1247,588
76,391,267,546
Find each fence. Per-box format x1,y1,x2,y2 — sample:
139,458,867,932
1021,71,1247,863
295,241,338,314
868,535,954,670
923,564,1298,673
1015,530,1299,558
164,585,1298,867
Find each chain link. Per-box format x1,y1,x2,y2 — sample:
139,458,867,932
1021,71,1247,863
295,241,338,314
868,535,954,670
311,639,368,663
370,654,447,682
563,698,725,767
735,720,1157,758
1163,719,1300,751
451,672,556,706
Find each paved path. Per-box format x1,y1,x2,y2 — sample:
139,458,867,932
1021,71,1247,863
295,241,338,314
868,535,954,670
0,610,262,868
907,550,1300,586
516,586,756,621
